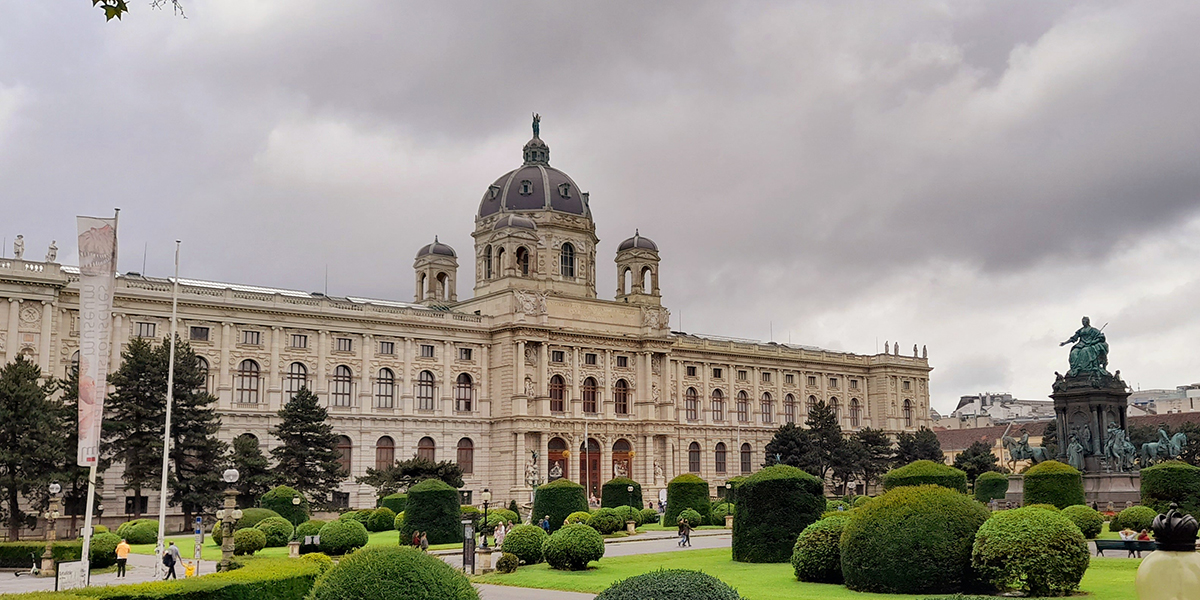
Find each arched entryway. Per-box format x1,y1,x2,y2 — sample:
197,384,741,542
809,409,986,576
612,439,632,479
579,438,601,498
548,437,568,481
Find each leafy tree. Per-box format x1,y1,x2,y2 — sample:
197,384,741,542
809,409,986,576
270,388,345,509
102,338,164,518
894,427,944,466
92,0,184,21
953,440,1000,482
229,434,273,507
356,456,464,497
830,439,868,489
763,423,814,472
851,427,894,486
164,339,227,526
803,401,845,480
0,357,64,540
1175,421,1200,467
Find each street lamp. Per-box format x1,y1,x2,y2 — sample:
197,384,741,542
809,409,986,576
41,482,62,577
291,497,301,506
217,469,240,572
480,489,492,549
627,484,635,507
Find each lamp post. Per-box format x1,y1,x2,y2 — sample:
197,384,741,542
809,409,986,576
627,484,635,507
480,489,491,548
216,468,241,572
40,482,62,577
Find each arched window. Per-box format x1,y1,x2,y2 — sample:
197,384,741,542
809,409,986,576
417,370,435,410
375,368,395,408
336,436,352,477
286,362,308,400
235,359,260,404
516,246,530,275
70,350,80,375
614,379,629,415
903,399,913,428
549,374,566,412
496,247,506,274
807,395,817,417
484,245,493,279
711,389,725,421
375,436,395,470
688,442,701,473
715,442,727,474
435,272,449,300
736,391,750,422
641,266,652,292
331,365,353,407
740,443,752,474
612,439,632,479
582,377,598,414
560,243,575,279
761,392,773,424
785,394,796,424
829,397,840,420
455,373,474,412
621,268,632,296
417,437,436,462
548,437,567,481
685,387,699,421
850,398,861,428
457,438,474,474
195,356,210,393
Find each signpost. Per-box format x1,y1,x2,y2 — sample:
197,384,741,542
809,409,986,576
56,561,87,591
462,519,476,574
193,517,203,576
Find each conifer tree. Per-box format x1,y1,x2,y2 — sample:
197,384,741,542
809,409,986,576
103,337,164,518
229,434,273,507
953,440,1000,481
894,426,945,466
803,400,845,479
164,339,227,526
0,357,65,539
270,388,344,508
55,364,107,534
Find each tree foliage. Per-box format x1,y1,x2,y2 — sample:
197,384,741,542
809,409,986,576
92,0,184,22
0,357,64,539
102,338,163,517
229,434,273,507
894,427,944,465
269,387,345,509
355,455,464,497
953,440,1000,482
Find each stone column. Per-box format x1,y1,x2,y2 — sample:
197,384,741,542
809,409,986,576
601,438,612,482
361,334,374,412
38,301,53,374
515,433,526,490
571,346,581,417
219,322,231,405
403,337,413,413
539,434,549,487
269,327,282,410
442,340,452,415
5,298,19,363
538,343,548,397
515,340,526,416
701,361,710,423
603,349,613,419
480,344,490,417
316,331,328,395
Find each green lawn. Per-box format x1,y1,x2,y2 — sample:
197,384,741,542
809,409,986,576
127,530,461,561
473,547,1138,600
638,523,726,532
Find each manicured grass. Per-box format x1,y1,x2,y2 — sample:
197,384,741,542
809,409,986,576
127,529,459,561
473,547,1137,600
1097,521,1120,540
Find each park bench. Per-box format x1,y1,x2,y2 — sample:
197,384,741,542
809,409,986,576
1094,539,1155,556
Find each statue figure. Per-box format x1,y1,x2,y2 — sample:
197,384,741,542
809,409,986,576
1001,431,1048,471
45,240,57,263
524,376,535,397
1104,423,1137,472
922,345,927,359
1059,316,1109,377
1140,428,1187,467
532,112,541,138
883,341,889,354
614,461,628,478
12,235,23,259
1067,434,1086,471
525,451,540,487
653,460,664,484
1079,423,1094,455
549,462,563,479
913,344,918,357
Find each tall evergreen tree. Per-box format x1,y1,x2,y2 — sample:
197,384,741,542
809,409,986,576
270,387,344,508
850,427,894,487
55,365,107,534
164,339,227,528
763,423,814,472
953,440,1000,482
228,434,273,507
804,400,845,480
103,337,164,518
893,426,945,466
0,357,64,540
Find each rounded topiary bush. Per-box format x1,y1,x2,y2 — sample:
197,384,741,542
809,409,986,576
841,484,990,594
338,511,359,521
882,460,968,493
1141,460,1200,517
295,519,326,554
398,479,463,544
89,532,121,568
664,474,711,526
972,506,1090,596
93,525,110,534
490,508,519,524
601,477,643,509
300,552,334,574
116,518,158,545
596,569,744,600
379,492,408,515
543,523,605,570
213,506,285,545
1027,503,1061,512
532,479,588,534
308,546,479,600
253,516,295,547
825,499,850,513
1061,505,1104,539
367,507,397,532
565,511,592,526
587,508,623,534
495,552,519,574
733,465,826,563
790,513,850,584
640,508,660,525
393,512,404,531
260,485,310,526
677,508,703,528
501,524,548,565
353,510,373,527
1112,505,1157,532
318,519,369,555
233,528,266,556
1023,460,1084,509
975,471,1009,502
709,502,735,526
851,495,870,508
613,505,639,525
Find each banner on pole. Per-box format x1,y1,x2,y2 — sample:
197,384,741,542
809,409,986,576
76,216,118,467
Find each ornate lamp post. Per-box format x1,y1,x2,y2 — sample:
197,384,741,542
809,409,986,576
40,482,62,577
627,484,635,506
479,489,491,548
215,469,241,572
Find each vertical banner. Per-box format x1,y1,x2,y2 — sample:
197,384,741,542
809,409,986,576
76,216,118,467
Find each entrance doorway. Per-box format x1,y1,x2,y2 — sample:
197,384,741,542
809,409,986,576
548,437,568,481
579,438,600,498
612,439,632,479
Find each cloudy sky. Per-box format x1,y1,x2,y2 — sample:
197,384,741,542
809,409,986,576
2,1,1198,413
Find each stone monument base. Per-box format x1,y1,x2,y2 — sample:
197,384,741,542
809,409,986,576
1005,472,1141,507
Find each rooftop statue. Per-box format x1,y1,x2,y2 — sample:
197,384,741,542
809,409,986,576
1060,316,1109,377
532,112,540,138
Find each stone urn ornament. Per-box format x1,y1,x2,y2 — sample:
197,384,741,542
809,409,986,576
1136,503,1200,600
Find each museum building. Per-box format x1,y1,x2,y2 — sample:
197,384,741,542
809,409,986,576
0,124,932,517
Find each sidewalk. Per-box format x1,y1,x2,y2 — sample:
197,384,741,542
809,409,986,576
431,527,730,556
0,552,221,595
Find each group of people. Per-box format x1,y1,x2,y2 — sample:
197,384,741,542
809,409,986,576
1118,527,1153,557
491,520,513,546
409,531,430,551
677,516,692,547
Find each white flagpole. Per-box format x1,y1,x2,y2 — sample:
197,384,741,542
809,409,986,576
155,241,181,577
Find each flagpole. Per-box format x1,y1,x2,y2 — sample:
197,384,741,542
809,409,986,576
155,240,181,577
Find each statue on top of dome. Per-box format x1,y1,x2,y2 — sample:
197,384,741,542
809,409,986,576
532,112,541,138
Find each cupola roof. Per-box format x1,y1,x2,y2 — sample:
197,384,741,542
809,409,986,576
477,114,591,220
617,230,658,252
416,236,456,258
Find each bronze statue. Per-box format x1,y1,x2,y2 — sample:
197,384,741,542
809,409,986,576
1060,316,1109,377
532,112,541,138
1067,434,1085,471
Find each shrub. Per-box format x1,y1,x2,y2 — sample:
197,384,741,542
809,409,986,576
543,523,605,570
93,525,110,534
587,508,624,534
89,532,121,569
308,546,478,600
790,514,849,584
1023,460,1085,509
664,474,711,526
460,505,480,518
841,484,990,594
882,460,968,494
972,506,1090,596
51,557,320,599
733,465,826,563
260,485,310,526
508,499,522,524
613,505,640,525
116,518,159,545
352,510,373,527
677,508,703,528
398,478,463,545
338,511,359,521
596,569,745,600
565,511,592,526
215,507,286,544
1061,505,1104,539
379,492,408,515
974,471,1009,502
851,496,870,508
724,476,748,504
0,542,81,568
295,519,326,554
532,478,588,534
1141,460,1200,517
496,552,519,573
489,508,519,525
233,528,267,556
825,499,850,512
601,477,644,508
709,502,735,526
393,512,405,531
1112,505,1157,532
500,524,548,565
318,519,369,555
300,551,334,574
1027,503,1061,512
254,516,296,547
640,507,660,525
367,507,397,532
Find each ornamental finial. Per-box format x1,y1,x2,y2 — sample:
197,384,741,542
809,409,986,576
532,113,541,138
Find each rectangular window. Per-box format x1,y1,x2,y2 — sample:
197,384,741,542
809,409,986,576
551,350,565,363
762,372,771,383
584,353,597,365
785,373,794,385
829,377,839,389
124,495,149,515
459,348,473,361
420,344,435,358
291,334,308,349
903,380,911,391
336,338,353,352
136,322,156,338
850,379,859,390
686,366,697,377
242,330,261,345
379,341,395,355
807,375,817,386
332,492,350,509
616,356,628,368
712,368,723,379
737,370,747,381
189,326,209,341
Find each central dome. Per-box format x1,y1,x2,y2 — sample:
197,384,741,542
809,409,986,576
477,120,591,219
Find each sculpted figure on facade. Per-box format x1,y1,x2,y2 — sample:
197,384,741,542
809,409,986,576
524,376,535,397
525,451,540,487
653,460,664,484
515,289,548,316
45,241,57,263
1067,434,1085,471
12,235,23,260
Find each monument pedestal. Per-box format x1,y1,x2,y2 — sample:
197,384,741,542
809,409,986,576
1005,472,1140,506
1050,371,1130,468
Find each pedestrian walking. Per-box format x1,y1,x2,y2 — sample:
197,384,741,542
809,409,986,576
677,519,691,547
115,539,130,578
412,530,421,547
419,532,429,552
539,515,550,532
162,542,181,580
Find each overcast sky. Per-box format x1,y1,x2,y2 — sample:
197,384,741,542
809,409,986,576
2,1,1198,413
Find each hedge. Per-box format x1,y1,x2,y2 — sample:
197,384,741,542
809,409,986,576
398,479,463,544
308,545,478,600
972,506,1090,596
253,516,295,548
664,474,711,526
882,460,968,494
366,507,396,532
1061,505,1104,539
1141,460,1200,517
0,542,81,568
613,505,640,525
337,511,359,521
379,493,408,515
974,471,1009,502
790,513,850,584
639,508,660,525
317,519,369,556
115,519,158,545
393,512,405,532
1023,460,1084,509
710,502,735,526
233,528,266,556
295,519,326,554
500,524,548,565
601,477,643,509
299,552,333,574
733,465,825,563
595,569,745,600
543,523,605,570
260,486,310,527
213,508,284,545
46,557,320,600
495,552,519,574
1111,505,1158,532
841,484,990,594
89,533,120,569
724,476,748,504
565,511,592,526
532,479,588,534
587,508,623,534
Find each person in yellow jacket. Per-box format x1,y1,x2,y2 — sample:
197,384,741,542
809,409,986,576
115,539,131,578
